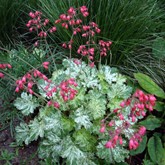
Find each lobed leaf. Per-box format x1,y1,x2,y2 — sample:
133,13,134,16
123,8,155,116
14,92,39,116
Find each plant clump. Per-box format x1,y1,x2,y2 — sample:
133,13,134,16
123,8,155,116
3,5,157,164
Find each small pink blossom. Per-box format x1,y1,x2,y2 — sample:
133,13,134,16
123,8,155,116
99,126,106,133
138,126,146,136
0,72,4,78
105,141,114,148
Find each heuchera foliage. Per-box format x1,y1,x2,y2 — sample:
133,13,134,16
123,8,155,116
11,5,157,164
14,59,156,164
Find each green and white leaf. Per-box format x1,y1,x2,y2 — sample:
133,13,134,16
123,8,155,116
15,122,31,145
72,107,92,129
14,92,39,116
86,89,107,120
97,142,114,164
39,132,62,160
61,136,86,165
43,111,62,134
107,84,132,110
68,88,86,109
99,65,118,84
28,118,45,141
86,97,106,120
52,69,66,84
64,59,99,88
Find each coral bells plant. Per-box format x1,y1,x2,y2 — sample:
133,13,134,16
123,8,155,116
14,59,156,164
13,6,157,165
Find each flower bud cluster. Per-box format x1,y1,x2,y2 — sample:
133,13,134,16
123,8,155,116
77,46,95,59
0,63,12,69
133,89,156,112
59,78,78,101
42,61,50,70
15,69,49,94
62,40,73,50
81,22,101,38
129,126,146,150
100,89,156,150
0,63,12,78
55,6,82,30
54,6,111,65
46,78,78,109
54,6,102,55
118,89,156,122
99,40,112,56
27,7,112,67
80,6,89,17
26,11,57,46
47,100,60,109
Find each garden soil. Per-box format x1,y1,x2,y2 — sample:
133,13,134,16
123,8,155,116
0,128,39,165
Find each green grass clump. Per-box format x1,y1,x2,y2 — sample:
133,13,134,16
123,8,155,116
35,0,165,89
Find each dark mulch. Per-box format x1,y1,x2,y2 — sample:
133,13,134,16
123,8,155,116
0,128,39,165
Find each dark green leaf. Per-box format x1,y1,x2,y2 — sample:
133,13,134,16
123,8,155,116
134,73,165,98
154,102,165,112
147,135,165,164
140,115,162,130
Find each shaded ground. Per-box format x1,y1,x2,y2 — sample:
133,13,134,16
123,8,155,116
0,128,39,165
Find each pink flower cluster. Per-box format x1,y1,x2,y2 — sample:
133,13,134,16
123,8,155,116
26,11,57,46
15,69,49,94
46,78,78,109
81,22,101,38
99,40,112,56
42,61,50,70
27,7,112,66
62,40,73,50
0,63,12,78
117,89,156,122
129,126,146,150
100,90,156,150
77,46,95,60
59,78,78,101
80,6,89,17
47,100,60,109
100,120,125,149
55,7,82,30
55,6,88,30
133,89,156,112
54,6,89,50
